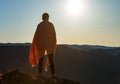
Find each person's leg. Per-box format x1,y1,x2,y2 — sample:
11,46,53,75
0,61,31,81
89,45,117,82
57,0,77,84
48,54,55,75
38,50,45,74
38,57,44,74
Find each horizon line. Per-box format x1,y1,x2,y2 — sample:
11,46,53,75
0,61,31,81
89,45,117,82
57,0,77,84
0,42,119,47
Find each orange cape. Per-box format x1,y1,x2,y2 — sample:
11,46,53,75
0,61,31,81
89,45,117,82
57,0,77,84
29,21,56,69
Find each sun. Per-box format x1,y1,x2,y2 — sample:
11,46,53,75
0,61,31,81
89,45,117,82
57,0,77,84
65,0,86,17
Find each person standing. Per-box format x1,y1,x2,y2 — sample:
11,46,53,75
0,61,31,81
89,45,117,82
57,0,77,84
29,13,57,76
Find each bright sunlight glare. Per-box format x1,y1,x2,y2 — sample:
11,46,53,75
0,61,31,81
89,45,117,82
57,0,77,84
65,0,87,17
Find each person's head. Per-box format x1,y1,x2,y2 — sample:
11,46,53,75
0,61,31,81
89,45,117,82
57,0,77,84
42,13,49,21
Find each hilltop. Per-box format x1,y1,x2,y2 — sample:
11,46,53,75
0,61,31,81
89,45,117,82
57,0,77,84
1,69,79,84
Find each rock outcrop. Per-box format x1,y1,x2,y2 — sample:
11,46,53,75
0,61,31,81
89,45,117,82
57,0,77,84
1,69,80,84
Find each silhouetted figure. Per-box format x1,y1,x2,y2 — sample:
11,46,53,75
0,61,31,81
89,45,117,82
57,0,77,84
29,13,57,76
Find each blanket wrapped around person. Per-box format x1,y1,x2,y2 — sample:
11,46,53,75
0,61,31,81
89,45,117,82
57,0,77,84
29,21,56,71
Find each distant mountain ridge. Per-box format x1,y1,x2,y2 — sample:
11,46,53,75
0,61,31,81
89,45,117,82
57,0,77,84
66,44,120,50
66,44,120,56
0,43,120,56
0,43,119,48
0,43,31,46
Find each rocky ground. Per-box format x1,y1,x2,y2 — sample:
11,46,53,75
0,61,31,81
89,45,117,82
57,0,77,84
0,69,80,84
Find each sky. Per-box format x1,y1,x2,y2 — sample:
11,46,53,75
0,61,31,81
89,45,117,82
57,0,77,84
0,0,120,46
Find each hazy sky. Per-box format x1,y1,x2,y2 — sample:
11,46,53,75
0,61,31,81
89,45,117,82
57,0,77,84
0,0,120,46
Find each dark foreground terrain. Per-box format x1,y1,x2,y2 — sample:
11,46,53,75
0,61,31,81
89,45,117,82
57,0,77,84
0,69,79,84
0,43,120,84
